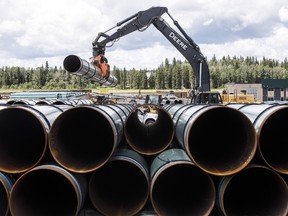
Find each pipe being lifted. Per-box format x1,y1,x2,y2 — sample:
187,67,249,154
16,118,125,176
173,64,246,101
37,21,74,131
63,55,118,87
165,104,257,176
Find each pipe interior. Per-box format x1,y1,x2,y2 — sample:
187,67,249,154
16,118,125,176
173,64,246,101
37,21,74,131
10,169,79,216
258,108,288,173
187,107,256,175
125,107,174,154
151,163,215,216
0,108,46,172
222,167,288,216
49,107,115,172
63,55,81,73
89,160,149,216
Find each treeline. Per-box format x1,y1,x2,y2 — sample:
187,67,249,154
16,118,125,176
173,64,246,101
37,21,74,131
1,55,288,90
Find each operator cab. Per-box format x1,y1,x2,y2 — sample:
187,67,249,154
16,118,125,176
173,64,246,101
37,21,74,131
190,91,223,104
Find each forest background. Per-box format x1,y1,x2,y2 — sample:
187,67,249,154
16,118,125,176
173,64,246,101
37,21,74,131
1,55,288,91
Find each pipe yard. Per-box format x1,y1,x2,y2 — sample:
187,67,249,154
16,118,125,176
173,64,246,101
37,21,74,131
1,4,287,215
0,94,288,216
0,53,287,215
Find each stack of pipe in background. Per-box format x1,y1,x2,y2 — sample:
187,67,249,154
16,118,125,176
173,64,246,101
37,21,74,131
0,102,287,216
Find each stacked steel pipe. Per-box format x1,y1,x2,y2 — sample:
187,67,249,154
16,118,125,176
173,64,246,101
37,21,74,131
0,102,287,216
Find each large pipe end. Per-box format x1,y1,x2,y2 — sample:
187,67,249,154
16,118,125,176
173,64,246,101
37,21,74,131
186,106,257,176
150,149,216,216
63,55,82,73
49,105,123,173
0,106,48,173
124,105,174,155
9,165,87,216
257,106,288,174
89,149,149,216
218,165,288,216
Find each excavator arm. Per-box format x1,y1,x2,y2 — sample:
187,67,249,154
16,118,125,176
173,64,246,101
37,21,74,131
92,6,210,92
92,7,167,55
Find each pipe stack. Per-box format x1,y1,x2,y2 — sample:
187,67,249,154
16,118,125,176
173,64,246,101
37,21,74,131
0,102,287,216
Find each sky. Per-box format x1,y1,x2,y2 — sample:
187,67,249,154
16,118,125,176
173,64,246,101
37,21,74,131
0,0,288,70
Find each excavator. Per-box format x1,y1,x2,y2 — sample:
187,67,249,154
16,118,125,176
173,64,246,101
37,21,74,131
90,6,223,104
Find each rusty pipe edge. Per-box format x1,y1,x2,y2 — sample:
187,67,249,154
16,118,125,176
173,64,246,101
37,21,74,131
89,148,150,216
150,148,216,216
9,164,87,216
63,55,118,87
167,104,257,176
49,104,132,173
0,105,68,173
234,104,288,174
218,164,288,216
0,172,13,216
124,104,175,155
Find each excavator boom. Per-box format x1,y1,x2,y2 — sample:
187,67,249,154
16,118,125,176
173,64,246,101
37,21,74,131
92,6,210,92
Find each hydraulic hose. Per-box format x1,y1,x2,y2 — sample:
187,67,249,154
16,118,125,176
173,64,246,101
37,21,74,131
49,104,132,173
0,104,71,173
9,164,87,216
150,148,215,216
165,104,257,176
124,104,174,155
63,55,118,87
218,164,288,216
89,148,149,216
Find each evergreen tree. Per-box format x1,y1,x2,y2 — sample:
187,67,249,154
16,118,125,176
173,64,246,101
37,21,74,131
148,71,156,89
182,64,191,89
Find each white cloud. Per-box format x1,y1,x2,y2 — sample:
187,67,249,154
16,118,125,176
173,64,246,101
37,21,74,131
279,6,288,22
203,19,214,26
0,0,287,70
201,25,288,61
0,20,25,34
15,0,101,50
106,43,185,70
